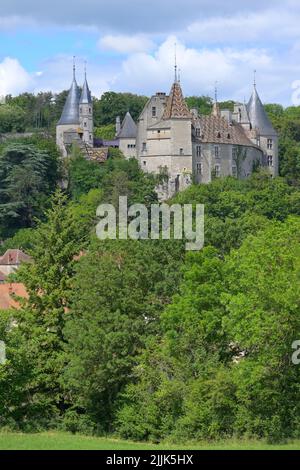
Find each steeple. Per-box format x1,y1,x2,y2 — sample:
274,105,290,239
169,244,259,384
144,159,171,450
80,62,92,105
58,58,81,125
247,81,277,136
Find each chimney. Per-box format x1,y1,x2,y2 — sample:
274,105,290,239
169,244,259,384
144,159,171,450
190,108,198,118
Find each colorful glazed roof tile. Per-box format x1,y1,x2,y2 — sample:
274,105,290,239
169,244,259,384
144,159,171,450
163,81,192,120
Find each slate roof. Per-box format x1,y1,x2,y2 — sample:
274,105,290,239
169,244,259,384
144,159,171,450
247,86,277,136
0,249,32,266
80,76,92,105
163,81,192,120
58,73,81,125
117,112,137,139
194,115,260,148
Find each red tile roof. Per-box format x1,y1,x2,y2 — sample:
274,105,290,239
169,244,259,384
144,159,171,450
0,249,32,266
0,283,28,310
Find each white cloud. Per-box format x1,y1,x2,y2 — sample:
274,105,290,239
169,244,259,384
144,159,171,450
99,34,155,54
187,9,300,44
0,57,33,96
114,36,274,101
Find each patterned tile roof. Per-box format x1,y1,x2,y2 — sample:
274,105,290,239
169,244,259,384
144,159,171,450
194,115,260,148
163,81,192,120
87,147,109,163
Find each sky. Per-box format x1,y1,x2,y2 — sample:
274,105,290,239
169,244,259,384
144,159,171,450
0,0,300,105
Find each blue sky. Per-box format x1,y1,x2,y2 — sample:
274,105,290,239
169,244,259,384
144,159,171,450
1,0,300,105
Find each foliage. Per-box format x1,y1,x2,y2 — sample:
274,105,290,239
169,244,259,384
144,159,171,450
94,92,148,126
0,104,26,133
63,238,185,431
0,141,60,238
94,124,116,140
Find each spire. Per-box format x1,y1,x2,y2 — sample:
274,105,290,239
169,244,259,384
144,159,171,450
247,82,277,136
58,59,81,125
214,81,218,103
163,80,192,120
253,69,257,88
212,81,220,117
80,62,92,104
174,43,178,83
73,56,76,80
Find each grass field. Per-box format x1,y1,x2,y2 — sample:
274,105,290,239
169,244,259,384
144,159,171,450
0,432,300,450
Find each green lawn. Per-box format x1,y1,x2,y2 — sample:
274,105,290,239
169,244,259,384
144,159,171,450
0,432,300,450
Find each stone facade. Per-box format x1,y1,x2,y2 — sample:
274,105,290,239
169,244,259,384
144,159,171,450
136,79,278,198
56,69,279,198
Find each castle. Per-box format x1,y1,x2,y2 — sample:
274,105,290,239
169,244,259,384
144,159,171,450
56,65,278,198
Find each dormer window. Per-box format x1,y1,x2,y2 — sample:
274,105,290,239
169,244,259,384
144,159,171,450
195,127,201,137
152,107,156,117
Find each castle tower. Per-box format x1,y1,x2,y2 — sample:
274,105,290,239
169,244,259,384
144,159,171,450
247,81,278,176
116,112,137,159
79,64,94,147
56,59,81,156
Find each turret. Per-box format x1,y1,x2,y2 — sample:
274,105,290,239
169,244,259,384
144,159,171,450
56,59,81,156
79,64,93,146
247,82,278,176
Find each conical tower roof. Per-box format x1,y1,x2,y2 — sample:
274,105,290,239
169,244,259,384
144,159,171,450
58,66,81,125
163,81,192,120
117,112,137,138
80,70,92,104
247,86,277,136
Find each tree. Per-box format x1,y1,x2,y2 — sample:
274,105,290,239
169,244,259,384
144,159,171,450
0,141,59,237
63,238,185,432
93,92,148,126
0,104,26,133
4,190,90,428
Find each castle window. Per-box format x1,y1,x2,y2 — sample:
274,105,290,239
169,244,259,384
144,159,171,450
232,147,238,159
267,155,273,167
214,146,220,158
195,127,201,137
143,161,147,166
196,163,203,175
196,145,202,157
232,166,237,177
152,107,156,117
214,164,221,177
84,122,87,127
142,142,147,151
180,148,184,155
267,139,273,150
